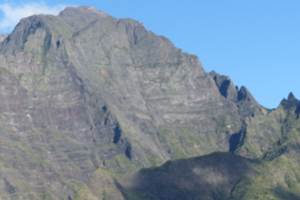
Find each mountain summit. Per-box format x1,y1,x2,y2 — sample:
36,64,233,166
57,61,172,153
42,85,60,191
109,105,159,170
0,7,299,200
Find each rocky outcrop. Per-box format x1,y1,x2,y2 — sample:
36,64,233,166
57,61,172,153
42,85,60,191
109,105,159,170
280,92,300,112
210,71,264,118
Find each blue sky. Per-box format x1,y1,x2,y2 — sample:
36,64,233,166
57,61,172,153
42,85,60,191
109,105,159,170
0,0,299,108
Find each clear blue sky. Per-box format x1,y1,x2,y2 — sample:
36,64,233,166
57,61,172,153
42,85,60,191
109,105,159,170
1,0,300,108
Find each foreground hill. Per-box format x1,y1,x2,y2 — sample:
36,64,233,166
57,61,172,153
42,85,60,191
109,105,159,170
0,6,298,200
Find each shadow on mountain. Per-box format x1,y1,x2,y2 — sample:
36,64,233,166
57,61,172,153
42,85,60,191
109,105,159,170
121,152,259,200
229,125,246,153
273,187,300,200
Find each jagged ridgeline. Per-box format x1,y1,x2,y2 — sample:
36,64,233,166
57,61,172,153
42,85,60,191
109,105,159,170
0,6,299,200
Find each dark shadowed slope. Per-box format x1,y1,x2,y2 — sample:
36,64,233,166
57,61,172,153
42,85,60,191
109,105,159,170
122,152,258,200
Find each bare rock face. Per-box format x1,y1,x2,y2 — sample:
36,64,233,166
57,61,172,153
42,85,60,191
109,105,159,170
209,71,263,118
0,6,298,200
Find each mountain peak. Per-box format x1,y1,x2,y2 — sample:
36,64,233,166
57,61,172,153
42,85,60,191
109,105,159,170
287,92,297,101
59,6,110,18
209,71,262,117
0,15,52,52
280,92,299,111
237,86,252,102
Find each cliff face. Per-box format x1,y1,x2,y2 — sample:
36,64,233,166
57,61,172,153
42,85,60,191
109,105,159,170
0,6,298,200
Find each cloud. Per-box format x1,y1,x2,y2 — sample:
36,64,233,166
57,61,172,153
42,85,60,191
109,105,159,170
0,2,68,33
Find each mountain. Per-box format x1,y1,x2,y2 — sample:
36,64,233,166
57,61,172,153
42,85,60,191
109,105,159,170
0,6,299,200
